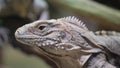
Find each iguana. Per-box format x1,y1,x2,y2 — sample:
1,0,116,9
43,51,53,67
15,16,120,68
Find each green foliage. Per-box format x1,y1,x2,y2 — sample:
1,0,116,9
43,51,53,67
4,45,51,68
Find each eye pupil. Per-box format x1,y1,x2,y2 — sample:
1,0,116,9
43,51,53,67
38,26,46,30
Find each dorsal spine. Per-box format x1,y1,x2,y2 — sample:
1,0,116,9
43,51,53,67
58,16,88,30
94,30,120,36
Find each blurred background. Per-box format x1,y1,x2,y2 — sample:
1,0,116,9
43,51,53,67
0,0,120,68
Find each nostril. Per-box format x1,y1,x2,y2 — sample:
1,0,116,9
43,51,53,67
17,31,20,34
38,26,46,30
15,29,23,36
15,30,20,36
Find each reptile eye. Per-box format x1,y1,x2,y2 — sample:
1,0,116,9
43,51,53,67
38,25,46,30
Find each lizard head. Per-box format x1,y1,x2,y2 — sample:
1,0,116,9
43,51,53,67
15,16,89,56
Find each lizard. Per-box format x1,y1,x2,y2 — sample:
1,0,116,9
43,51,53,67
15,16,120,68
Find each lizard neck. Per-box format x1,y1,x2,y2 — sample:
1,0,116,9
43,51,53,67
50,53,92,68
54,57,82,68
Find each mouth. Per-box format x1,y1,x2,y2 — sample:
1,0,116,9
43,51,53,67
16,36,74,50
15,34,74,56
16,37,58,45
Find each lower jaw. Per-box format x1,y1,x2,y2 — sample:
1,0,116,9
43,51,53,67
38,45,71,57
38,46,63,57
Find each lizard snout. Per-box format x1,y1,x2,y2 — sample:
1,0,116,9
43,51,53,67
15,26,27,38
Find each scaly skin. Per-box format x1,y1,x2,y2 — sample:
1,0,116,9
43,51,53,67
15,16,120,68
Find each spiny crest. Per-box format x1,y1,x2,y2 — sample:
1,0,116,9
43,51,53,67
95,30,120,36
58,16,88,30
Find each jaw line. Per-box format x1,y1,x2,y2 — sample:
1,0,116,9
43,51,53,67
37,45,63,57
18,40,63,57
17,37,64,57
